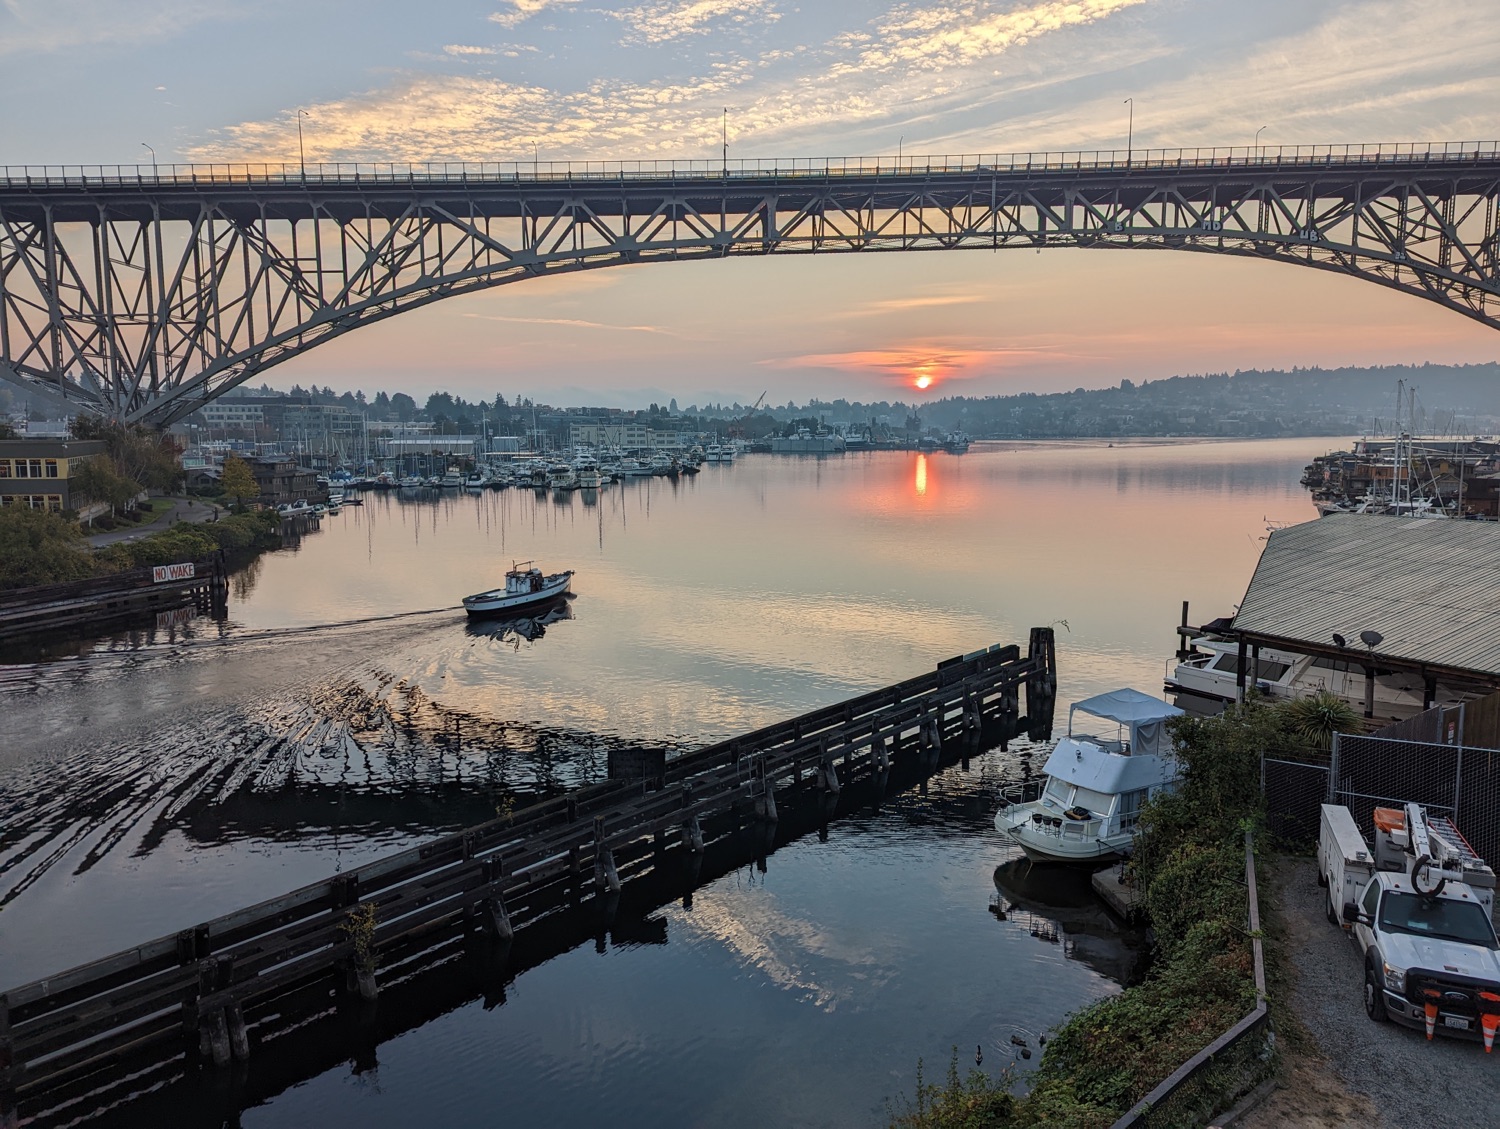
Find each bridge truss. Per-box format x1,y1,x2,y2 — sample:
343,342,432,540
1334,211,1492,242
1,143,1497,427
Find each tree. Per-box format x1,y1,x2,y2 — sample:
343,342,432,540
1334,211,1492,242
1282,691,1360,754
391,393,417,422
0,506,98,589
70,453,141,517
220,454,259,510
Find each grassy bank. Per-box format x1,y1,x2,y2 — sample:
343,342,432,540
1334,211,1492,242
890,701,1294,1129
0,505,283,590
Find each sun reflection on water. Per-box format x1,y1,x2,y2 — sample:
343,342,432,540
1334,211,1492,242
915,453,927,496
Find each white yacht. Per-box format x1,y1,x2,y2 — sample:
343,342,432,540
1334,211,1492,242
648,452,673,476
399,474,423,489
1165,634,1443,722
547,462,578,490
440,466,465,488
994,689,1183,864
575,457,602,489
465,468,489,490
704,443,724,463
720,442,738,464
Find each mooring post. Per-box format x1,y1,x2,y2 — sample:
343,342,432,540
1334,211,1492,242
207,1008,231,1067
819,753,840,795
226,1001,250,1061
753,757,778,822
878,735,892,771
1025,628,1057,741
593,816,620,894
481,894,514,941
683,814,704,852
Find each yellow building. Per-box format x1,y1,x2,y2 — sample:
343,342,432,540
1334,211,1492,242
0,439,106,512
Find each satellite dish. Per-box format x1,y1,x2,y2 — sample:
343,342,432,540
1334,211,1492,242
1360,630,1384,650
1331,633,1347,648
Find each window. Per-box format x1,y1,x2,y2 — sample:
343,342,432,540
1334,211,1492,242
1208,654,1291,681
1379,891,1498,949
1119,788,1149,831
0,460,9,478
44,459,58,478
1361,881,1380,918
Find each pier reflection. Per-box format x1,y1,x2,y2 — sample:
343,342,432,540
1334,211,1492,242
989,858,1149,985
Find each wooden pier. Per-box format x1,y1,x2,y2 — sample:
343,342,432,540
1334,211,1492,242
0,553,228,644
0,631,1056,1115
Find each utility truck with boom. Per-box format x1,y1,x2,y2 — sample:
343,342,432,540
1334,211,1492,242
1320,801,1500,1047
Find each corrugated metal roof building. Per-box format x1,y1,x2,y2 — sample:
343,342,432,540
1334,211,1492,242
1231,514,1500,695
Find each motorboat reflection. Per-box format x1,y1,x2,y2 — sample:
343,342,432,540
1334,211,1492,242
988,858,1148,984
463,594,574,645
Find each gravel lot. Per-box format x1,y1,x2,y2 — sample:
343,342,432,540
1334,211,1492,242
1268,857,1500,1127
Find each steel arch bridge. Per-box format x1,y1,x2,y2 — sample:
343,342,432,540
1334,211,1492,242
2,141,1498,427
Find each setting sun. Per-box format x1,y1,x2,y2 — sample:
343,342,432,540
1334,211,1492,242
915,375,932,389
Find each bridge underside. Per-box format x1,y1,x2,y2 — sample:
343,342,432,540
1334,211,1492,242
2,158,1498,427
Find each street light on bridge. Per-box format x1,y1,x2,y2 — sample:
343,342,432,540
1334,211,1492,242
1124,98,1133,166
296,109,311,178
140,142,156,176
1255,125,1267,160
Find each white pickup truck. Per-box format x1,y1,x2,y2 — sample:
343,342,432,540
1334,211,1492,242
1319,802,1500,1047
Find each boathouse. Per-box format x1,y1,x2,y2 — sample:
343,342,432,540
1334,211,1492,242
1224,513,1500,715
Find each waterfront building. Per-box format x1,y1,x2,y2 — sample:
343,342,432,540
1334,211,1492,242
1184,514,1500,719
0,438,105,511
248,456,321,506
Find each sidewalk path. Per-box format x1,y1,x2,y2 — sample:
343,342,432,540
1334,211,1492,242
86,498,221,548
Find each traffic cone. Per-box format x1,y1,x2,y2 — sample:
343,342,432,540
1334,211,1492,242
1424,1003,1438,1040
1483,1013,1499,1054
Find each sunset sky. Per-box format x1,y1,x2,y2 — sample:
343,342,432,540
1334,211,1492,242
3,0,1498,406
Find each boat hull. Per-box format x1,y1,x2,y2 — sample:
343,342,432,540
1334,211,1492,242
463,574,573,616
995,805,1130,865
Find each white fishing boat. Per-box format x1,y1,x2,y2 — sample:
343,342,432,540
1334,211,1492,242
463,562,574,617
994,689,1183,864
441,466,465,488
548,462,578,490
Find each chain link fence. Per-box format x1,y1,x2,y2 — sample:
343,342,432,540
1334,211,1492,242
1262,756,1331,846
1264,734,1500,863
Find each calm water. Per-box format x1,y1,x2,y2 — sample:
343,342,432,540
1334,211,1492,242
0,439,1320,1127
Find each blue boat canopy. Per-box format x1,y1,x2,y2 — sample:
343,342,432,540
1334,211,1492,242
1068,688,1183,758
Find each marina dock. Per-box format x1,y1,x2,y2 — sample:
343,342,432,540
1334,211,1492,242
0,631,1056,1110
0,554,228,644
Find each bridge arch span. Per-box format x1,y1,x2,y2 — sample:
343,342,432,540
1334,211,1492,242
1,143,1496,426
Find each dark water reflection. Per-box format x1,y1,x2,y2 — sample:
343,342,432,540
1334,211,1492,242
0,439,1320,1127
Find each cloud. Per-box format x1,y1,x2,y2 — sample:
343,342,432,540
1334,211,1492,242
766,346,1057,385
443,44,497,56
833,0,1148,76
611,0,780,47
0,0,233,55
488,0,575,29
462,312,680,335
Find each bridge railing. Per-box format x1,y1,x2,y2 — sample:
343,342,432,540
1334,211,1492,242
2,141,1497,188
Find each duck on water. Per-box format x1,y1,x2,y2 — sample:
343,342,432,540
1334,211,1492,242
463,562,574,617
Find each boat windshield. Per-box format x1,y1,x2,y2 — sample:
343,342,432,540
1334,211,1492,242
1378,891,1499,949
